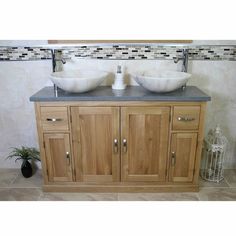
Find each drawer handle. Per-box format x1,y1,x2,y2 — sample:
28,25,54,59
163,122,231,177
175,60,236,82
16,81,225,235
171,151,176,166
113,139,119,154
177,116,195,122
46,118,63,122
123,139,127,153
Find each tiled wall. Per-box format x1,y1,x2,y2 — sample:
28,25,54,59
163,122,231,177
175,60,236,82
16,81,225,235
0,45,236,61
1,41,236,169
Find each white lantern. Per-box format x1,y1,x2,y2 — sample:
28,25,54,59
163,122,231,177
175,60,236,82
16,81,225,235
201,125,228,183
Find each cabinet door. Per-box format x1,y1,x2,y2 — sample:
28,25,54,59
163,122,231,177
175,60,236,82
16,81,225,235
71,107,120,182
44,133,73,182
121,107,170,182
169,133,197,182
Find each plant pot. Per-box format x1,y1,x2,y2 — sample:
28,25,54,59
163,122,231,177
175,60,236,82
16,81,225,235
21,160,33,178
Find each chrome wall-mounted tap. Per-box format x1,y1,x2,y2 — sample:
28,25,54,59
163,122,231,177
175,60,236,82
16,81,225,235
50,49,58,96
50,49,70,96
174,49,189,90
174,49,189,72
51,49,68,72
51,49,56,72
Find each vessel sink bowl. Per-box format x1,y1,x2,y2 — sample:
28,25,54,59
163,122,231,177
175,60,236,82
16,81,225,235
131,70,191,93
50,70,109,93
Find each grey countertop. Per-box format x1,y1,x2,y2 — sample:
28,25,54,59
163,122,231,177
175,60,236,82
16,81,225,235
29,86,211,102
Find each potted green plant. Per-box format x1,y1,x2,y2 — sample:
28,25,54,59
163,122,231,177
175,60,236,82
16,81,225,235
6,146,40,178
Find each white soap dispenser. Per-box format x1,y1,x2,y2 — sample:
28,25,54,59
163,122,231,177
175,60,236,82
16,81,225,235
112,65,126,90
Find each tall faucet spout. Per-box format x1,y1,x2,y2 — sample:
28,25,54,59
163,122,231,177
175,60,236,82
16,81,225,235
173,49,189,72
182,49,189,72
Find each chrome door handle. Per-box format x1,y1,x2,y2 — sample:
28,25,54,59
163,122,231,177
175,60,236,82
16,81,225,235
66,151,70,165
171,151,176,166
113,139,118,154
46,118,63,122
177,116,195,122
123,139,127,153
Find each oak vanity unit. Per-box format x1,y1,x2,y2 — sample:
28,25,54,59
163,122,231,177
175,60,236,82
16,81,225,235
30,86,210,192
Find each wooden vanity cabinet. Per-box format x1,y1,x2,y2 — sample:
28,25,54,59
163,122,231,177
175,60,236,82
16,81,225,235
35,102,206,192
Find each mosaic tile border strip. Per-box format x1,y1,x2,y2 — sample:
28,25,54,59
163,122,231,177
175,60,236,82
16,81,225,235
0,45,236,61
189,46,236,60
57,45,183,60
58,45,236,60
0,47,52,61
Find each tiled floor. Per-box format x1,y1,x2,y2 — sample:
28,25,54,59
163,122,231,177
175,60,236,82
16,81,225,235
0,169,236,201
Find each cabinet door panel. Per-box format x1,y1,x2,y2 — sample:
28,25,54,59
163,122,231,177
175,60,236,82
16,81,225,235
44,133,73,182
71,107,120,182
169,133,197,182
121,107,170,182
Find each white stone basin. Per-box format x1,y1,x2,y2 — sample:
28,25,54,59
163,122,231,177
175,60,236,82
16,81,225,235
131,70,191,93
50,70,109,93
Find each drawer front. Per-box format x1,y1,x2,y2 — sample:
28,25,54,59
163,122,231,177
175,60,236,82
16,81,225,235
40,106,69,131
172,106,200,130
